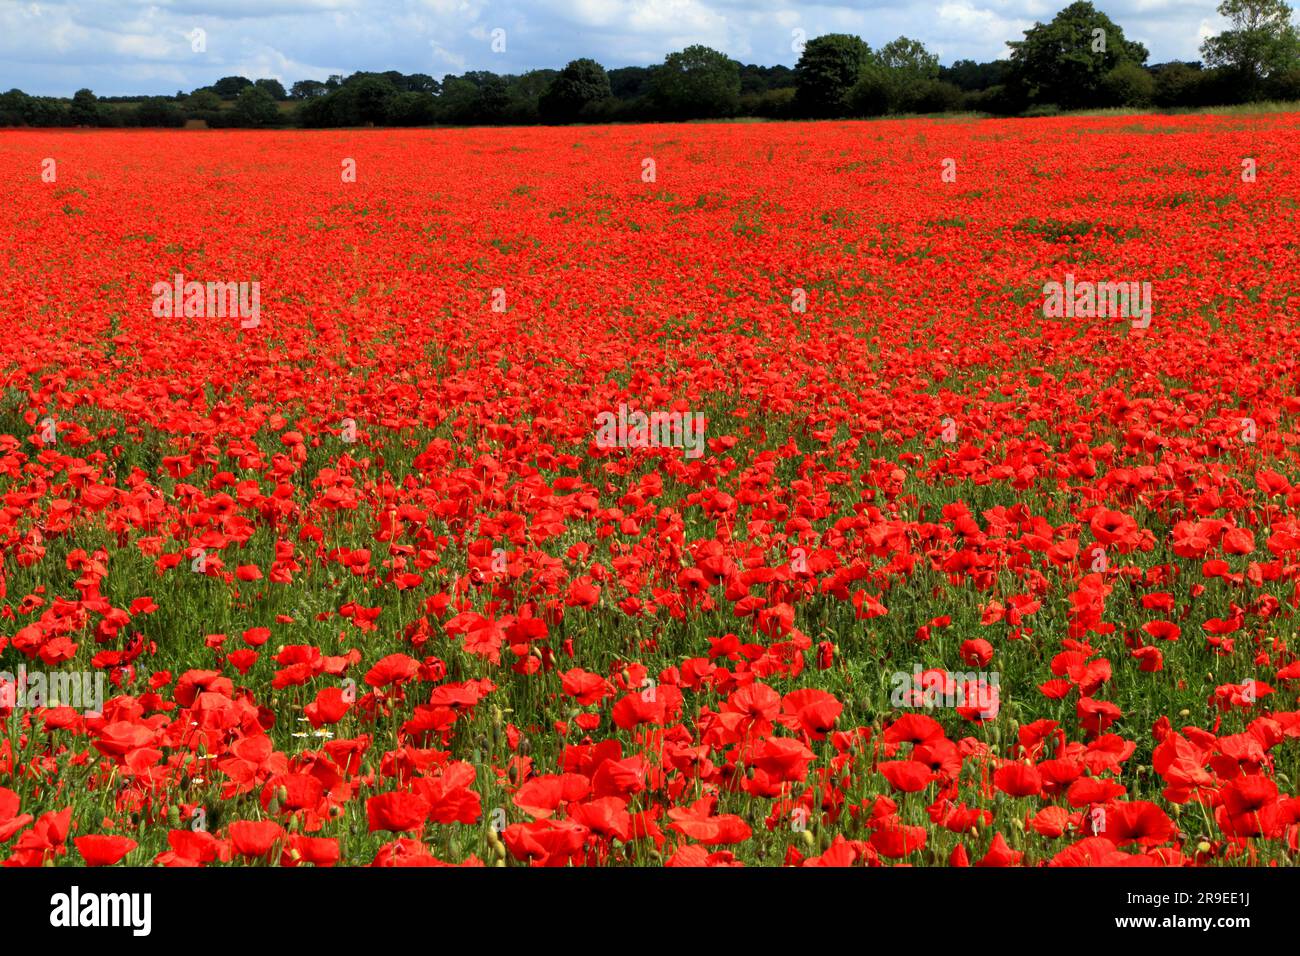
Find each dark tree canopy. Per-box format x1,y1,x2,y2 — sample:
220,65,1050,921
539,58,612,122
794,33,873,117
1007,1,1149,109
650,45,741,119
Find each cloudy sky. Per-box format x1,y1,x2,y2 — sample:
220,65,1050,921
2,0,1227,97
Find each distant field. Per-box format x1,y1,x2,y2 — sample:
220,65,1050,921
1,115,1300,867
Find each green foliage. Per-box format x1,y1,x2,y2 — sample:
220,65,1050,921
69,88,100,126
231,85,281,127
650,45,742,120
794,33,873,117
1007,1,1149,109
132,97,185,127
1201,0,1300,98
254,78,288,101
6,9,1300,131
384,91,436,126
212,76,253,99
539,59,612,123
1102,60,1157,106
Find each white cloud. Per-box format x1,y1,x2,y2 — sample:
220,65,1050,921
1,0,1223,95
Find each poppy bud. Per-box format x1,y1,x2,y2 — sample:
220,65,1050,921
801,829,815,848
519,737,532,756
167,804,181,828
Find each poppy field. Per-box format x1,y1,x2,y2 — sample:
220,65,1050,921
2,115,1300,868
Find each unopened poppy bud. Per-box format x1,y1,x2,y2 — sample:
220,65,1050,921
167,804,181,828
1197,841,1211,853
801,829,815,848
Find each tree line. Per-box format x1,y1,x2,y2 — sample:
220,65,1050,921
3,0,1298,128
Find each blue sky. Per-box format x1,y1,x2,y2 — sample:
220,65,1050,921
2,0,1228,97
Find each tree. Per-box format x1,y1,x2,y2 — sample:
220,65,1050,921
650,45,741,119
69,88,100,125
848,66,893,115
476,74,512,123
1007,2,1148,109
739,63,793,94
212,76,253,99
291,80,328,100
437,77,479,124
794,34,873,117
507,69,558,122
185,88,223,113
348,75,398,124
539,58,611,122
254,78,287,100
1101,60,1156,105
609,66,654,99
1201,0,1300,96
1151,61,1206,105
232,85,280,127
941,59,1009,91
132,97,184,127
875,37,940,84
406,73,440,95
385,91,436,125
863,36,942,112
